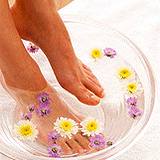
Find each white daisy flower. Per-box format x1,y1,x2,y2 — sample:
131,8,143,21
54,117,79,139
123,80,143,95
117,66,135,80
14,120,38,142
80,117,103,137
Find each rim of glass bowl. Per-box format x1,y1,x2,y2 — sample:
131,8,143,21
0,14,155,160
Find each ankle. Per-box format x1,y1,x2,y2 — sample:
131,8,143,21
2,59,47,91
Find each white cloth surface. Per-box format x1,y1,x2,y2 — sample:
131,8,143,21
0,0,160,160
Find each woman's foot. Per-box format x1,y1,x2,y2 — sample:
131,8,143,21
9,84,92,155
11,0,105,105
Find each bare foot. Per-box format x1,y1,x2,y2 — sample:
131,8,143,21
6,84,92,156
11,0,104,105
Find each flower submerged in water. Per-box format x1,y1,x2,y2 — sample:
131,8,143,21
89,134,106,149
27,42,39,53
104,48,117,58
21,112,32,121
37,92,50,106
126,96,137,107
117,67,134,80
48,144,62,158
36,105,51,117
54,117,79,139
126,81,143,94
91,48,103,59
48,131,61,144
28,104,35,112
128,106,143,119
14,120,38,141
80,117,103,137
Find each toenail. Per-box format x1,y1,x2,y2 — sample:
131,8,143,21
90,94,99,101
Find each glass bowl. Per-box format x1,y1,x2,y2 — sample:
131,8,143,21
0,15,155,160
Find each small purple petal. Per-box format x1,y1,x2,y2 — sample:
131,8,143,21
36,105,51,117
28,104,35,112
27,43,39,53
37,92,50,106
104,48,116,58
21,112,32,121
126,97,137,107
48,144,62,158
128,106,143,119
48,131,60,144
89,134,106,149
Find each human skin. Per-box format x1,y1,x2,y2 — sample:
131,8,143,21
11,0,105,105
0,0,103,155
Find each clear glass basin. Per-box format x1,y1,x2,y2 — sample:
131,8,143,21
0,15,155,160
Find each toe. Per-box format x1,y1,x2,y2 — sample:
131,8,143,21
83,78,104,98
67,83,100,105
57,138,73,155
74,133,91,151
66,138,85,154
83,67,104,90
77,85,100,105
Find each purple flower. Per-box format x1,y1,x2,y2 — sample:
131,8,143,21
36,105,51,117
89,134,106,149
104,48,116,58
48,144,62,158
37,92,50,106
21,112,32,121
28,104,35,112
128,106,143,119
27,43,39,53
126,97,137,107
48,131,60,144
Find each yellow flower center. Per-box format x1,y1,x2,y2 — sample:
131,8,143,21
60,121,73,132
91,49,102,59
19,125,33,136
127,83,137,93
118,68,132,79
86,121,98,132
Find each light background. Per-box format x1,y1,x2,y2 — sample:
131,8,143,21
1,0,160,159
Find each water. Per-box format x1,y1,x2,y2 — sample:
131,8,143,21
0,16,154,160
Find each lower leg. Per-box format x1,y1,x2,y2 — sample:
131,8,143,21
0,0,47,91
11,0,104,105
0,1,93,155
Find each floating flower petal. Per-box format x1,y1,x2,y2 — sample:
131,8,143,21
54,117,79,139
21,112,32,121
80,117,103,137
27,43,39,53
28,104,35,112
89,134,106,149
104,48,116,58
126,81,143,95
36,105,51,117
117,67,134,80
37,92,50,106
128,106,143,119
126,96,137,107
91,48,103,59
48,131,61,144
48,144,62,158
14,120,38,141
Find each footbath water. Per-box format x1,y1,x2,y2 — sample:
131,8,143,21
0,16,154,160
